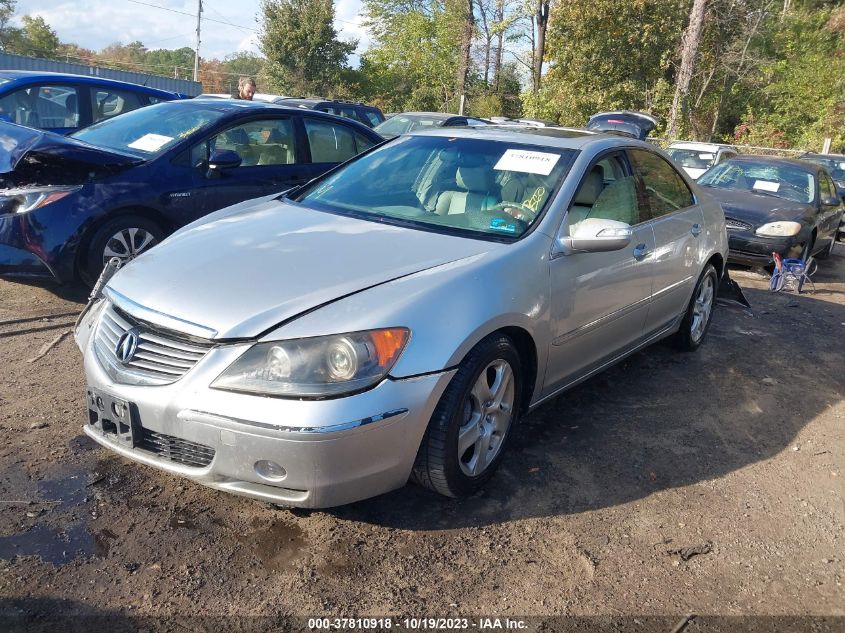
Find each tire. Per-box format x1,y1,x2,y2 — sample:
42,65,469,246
673,264,718,352
412,333,523,498
81,215,165,286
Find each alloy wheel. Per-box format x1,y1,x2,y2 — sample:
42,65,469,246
102,227,158,267
457,359,515,477
690,274,715,343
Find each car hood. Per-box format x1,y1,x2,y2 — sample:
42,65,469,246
0,122,142,186
701,186,811,224
108,199,502,339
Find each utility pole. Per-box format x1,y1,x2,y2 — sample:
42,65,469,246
193,0,202,82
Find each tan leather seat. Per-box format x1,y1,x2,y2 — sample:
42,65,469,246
587,176,638,225
567,165,605,232
435,166,497,215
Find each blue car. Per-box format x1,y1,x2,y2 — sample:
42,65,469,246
0,71,186,135
0,98,383,284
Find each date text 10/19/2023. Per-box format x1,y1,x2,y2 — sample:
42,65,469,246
307,617,529,630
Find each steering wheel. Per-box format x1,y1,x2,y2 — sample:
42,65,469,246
486,201,538,223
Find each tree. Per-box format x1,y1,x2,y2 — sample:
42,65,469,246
666,0,708,138
4,15,61,59
260,0,356,96
532,0,550,93
0,0,15,50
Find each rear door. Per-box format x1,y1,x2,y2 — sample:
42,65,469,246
544,150,655,394
627,148,704,337
299,116,378,182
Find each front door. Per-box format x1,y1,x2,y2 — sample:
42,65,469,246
190,116,312,218
544,151,655,395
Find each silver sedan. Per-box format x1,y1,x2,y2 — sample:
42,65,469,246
75,127,728,508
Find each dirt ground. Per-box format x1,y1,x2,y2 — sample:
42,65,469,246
0,249,843,631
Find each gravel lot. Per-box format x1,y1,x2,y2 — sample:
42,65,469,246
0,251,843,631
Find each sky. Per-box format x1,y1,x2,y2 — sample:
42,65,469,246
14,0,371,62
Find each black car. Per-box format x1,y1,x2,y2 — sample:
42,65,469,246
373,112,492,140
275,98,385,128
697,155,843,265
799,153,845,200
0,99,383,285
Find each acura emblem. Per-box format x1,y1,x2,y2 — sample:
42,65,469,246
115,328,140,364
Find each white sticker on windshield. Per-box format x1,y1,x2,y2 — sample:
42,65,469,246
753,180,780,192
494,149,560,175
128,133,173,152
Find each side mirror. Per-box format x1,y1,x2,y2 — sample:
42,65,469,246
821,195,841,207
206,149,242,177
555,218,633,256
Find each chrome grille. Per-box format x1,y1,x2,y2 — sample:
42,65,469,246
725,217,752,232
138,429,215,468
94,303,214,385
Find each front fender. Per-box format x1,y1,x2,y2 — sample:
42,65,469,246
264,234,555,402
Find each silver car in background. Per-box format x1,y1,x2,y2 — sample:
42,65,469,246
75,127,728,508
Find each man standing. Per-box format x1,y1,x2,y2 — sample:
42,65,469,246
234,77,256,100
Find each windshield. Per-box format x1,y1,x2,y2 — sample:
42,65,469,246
698,160,816,204
374,115,447,138
71,103,226,157
667,148,716,171
294,134,574,240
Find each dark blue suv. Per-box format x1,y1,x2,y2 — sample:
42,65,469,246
0,99,383,284
0,71,186,135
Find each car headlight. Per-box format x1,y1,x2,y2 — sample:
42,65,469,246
1,186,81,214
211,328,410,398
755,221,802,237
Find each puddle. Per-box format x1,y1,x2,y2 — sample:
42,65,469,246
0,466,101,566
238,521,306,572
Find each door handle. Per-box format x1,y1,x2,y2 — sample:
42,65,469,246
691,223,702,237
633,243,651,260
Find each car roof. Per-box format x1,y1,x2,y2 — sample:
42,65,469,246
278,98,374,108
0,70,180,96
162,98,383,134
391,112,455,120
405,125,659,152
728,154,818,173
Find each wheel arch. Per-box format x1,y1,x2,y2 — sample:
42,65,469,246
497,326,538,416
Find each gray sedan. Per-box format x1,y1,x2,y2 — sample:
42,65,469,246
75,127,728,508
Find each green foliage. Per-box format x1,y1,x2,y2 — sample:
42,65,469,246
3,15,61,59
736,6,845,152
259,0,356,96
542,0,689,128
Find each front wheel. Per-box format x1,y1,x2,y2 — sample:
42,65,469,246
82,215,164,286
674,264,718,352
412,333,523,498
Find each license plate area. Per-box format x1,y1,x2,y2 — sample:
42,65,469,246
86,387,138,447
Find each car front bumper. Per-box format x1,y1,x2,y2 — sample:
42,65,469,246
76,301,456,508
727,231,803,266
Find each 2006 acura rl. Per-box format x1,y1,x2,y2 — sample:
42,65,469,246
75,127,728,508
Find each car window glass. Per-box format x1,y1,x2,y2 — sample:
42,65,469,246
92,89,144,123
209,118,296,166
363,110,382,126
820,173,838,201
565,153,639,234
354,131,376,153
0,84,79,129
304,119,358,163
629,149,695,219
698,161,815,204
